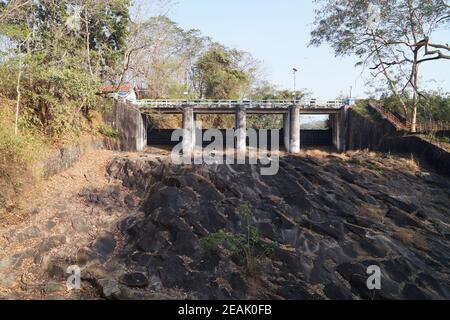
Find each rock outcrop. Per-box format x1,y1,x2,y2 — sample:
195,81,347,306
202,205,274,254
97,152,450,300
2,150,449,300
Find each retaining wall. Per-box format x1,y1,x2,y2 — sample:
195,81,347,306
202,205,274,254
346,108,450,177
103,100,147,152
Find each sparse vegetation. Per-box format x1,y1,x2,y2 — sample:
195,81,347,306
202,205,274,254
348,154,384,172
352,101,382,121
393,227,428,251
419,133,450,153
200,203,279,274
404,155,420,173
0,102,51,213
98,124,119,139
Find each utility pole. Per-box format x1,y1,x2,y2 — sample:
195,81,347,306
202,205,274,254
293,68,298,102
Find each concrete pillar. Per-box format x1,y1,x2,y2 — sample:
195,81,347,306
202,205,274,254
339,106,349,152
330,114,337,150
137,114,147,152
289,105,301,153
193,112,199,149
182,105,194,155
111,100,147,152
283,112,290,151
335,113,341,151
235,105,247,155
331,112,345,152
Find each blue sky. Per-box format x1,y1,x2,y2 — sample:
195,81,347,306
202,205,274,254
163,0,450,99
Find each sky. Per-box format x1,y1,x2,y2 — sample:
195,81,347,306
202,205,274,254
151,0,449,100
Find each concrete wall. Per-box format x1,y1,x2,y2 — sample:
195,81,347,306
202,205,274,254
105,100,147,152
329,106,349,152
345,109,398,151
345,108,450,177
381,135,450,177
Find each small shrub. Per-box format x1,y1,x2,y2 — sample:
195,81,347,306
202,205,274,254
365,162,383,172
98,123,118,139
0,104,50,211
200,202,279,274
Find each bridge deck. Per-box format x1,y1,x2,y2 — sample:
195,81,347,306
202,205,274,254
134,99,344,115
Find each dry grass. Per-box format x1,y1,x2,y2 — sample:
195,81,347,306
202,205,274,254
403,155,420,173
303,149,332,158
393,227,428,251
357,205,386,223
148,114,182,129
393,228,414,243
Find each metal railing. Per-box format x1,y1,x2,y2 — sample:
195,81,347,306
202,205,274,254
369,103,410,131
415,120,450,133
133,99,345,109
369,102,450,133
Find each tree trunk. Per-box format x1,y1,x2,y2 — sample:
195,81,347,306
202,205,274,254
15,53,23,136
85,4,93,77
411,54,419,133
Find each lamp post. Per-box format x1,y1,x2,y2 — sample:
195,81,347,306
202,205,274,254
293,68,298,103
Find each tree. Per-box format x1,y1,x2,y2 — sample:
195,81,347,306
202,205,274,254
310,0,450,132
250,81,308,101
0,0,131,136
192,45,250,99
118,16,208,98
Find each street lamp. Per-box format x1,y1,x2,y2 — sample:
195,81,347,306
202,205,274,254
293,68,298,102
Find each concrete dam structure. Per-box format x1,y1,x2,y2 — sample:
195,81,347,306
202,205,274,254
108,99,349,153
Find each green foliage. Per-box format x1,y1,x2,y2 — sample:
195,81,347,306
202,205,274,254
0,105,50,210
352,100,382,121
200,230,229,251
250,81,308,101
247,115,282,129
380,91,450,122
98,123,118,139
193,45,249,99
0,23,30,40
0,105,49,167
310,0,449,59
437,136,450,144
0,0,130,139
200,202,279,274
310,0,450,126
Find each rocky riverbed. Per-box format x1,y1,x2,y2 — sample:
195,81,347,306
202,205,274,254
1,149,449,300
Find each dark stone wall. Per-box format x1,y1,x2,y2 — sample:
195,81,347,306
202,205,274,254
147,129,333,147
345,109,398,150
381,136,450,177
435,130,450,139
39,138,105,178
346,108,450,177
